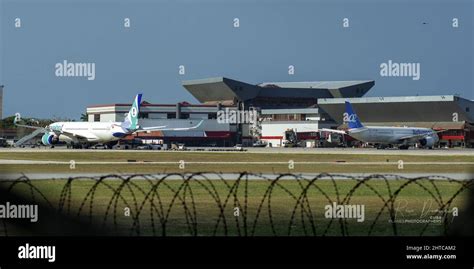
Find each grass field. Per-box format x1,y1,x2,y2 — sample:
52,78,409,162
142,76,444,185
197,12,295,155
1,151,474,174
1,151,472,236
1,176,470,236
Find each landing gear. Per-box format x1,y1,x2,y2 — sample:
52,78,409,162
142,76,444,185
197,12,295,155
106,141,118,149
398,145,409,150
376,144,389,149
71,143,84,149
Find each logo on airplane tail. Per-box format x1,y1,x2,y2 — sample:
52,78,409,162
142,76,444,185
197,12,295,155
343,113,359,123
122,94,142,131
344,101,364,129
130,107,138,118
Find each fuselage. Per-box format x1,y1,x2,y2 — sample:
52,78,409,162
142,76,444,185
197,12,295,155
348,126,439,145
48,121,129,143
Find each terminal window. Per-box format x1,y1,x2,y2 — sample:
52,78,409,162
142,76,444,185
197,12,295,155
208,113,217,119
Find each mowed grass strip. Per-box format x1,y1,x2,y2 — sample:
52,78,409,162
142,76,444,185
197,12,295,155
2,179,468,236
0,163,472,174
1,151,474,174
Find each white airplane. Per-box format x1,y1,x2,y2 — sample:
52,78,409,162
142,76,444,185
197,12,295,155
320,101,442,149
14,94,203,148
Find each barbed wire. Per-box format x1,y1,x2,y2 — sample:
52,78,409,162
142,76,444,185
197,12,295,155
0,172,472,236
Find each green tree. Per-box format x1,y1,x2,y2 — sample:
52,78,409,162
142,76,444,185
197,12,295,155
0,116,16,129
80,113,88,122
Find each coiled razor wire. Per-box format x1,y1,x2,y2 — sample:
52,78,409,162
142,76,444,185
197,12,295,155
0,172,472,236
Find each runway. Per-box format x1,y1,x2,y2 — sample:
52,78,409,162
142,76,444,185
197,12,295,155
1,159,474,166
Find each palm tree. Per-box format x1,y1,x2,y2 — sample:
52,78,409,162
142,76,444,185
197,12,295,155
80,113,88,122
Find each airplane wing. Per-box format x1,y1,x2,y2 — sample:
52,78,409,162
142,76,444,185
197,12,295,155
134,120,204,133
318,128,347,135
13,113,47,131
137,125,168,131
398,129,446,141
14,123,46,131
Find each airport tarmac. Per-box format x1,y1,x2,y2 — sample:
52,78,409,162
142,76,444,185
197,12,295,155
1,159,473,166
248,147,474,156
2,147,474,156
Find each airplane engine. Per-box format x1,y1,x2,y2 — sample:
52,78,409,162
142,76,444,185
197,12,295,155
41,133,59,145
419,135,438,148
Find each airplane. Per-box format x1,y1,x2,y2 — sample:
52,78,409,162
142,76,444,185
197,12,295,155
14,94,203,149
319,101,442,149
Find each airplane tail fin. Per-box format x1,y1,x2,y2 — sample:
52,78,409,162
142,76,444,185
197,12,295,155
344,101,364,129
122,94,142,131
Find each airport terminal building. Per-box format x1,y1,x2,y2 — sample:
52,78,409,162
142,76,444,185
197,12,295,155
86,77,474,148
87,77,374,146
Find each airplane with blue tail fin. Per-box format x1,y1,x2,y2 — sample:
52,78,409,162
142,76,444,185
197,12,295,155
319,101,444,149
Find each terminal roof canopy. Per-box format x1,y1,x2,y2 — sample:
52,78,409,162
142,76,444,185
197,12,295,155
182,77,259,103
182,77,375,104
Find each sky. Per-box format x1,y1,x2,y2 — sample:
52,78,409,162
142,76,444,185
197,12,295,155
0,0,473,119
